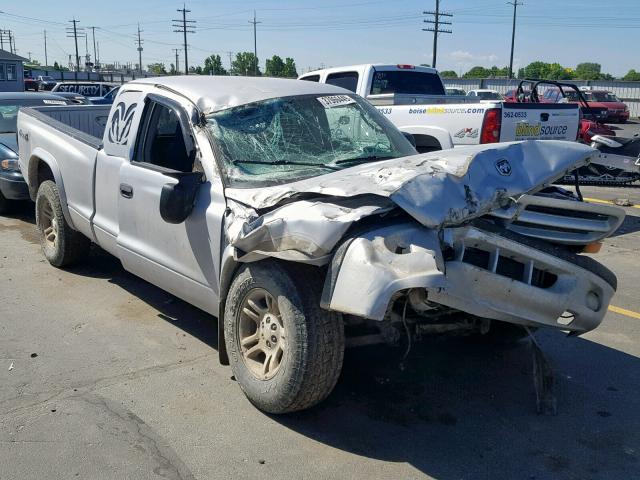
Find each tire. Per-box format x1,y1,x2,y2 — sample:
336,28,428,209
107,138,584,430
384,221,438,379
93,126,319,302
35,180,90,267
471,320,534,345
224,261,344,414
0,190,9,214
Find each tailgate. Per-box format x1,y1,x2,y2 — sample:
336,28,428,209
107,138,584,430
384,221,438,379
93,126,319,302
500,103,580,142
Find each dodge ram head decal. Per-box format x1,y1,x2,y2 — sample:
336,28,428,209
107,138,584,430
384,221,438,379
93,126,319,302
108,102,137,145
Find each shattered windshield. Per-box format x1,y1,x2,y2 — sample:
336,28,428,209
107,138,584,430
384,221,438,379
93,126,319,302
206,93,415,187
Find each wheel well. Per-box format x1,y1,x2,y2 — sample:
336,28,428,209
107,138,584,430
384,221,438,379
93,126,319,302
412,134,442,154
27,157,55,200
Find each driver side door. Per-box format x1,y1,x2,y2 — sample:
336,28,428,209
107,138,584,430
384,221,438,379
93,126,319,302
116,95,219,314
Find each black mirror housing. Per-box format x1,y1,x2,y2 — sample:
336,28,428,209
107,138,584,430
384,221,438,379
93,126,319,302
159,171,203,224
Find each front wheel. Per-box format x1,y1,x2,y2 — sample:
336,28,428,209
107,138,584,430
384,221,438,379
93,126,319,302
35,180,90,267
224,262,344,414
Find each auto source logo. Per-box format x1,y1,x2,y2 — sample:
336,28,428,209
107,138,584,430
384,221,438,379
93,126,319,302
515,122,568,138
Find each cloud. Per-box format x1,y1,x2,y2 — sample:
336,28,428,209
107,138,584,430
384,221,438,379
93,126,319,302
450,50,499,65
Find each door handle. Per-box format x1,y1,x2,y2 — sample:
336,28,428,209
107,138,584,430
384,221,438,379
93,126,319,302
120,183,133,199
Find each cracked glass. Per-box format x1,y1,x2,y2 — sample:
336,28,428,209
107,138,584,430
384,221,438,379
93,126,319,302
206,93,415,187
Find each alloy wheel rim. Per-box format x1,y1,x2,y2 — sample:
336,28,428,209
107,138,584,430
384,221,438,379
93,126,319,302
40,199,57,249
238,288,286,380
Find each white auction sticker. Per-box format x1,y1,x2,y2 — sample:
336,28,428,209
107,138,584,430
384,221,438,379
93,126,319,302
42,100,67,105
317,95,355,108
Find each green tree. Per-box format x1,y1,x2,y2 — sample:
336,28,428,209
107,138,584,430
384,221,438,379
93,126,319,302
147,63,167,75
231,52,260,76
188,66,203,75
462,66,492,78
169,63,178,75
203,54,227,75
439,70,458,78
623,69,640,81
282,57,298,78
265,55,286,77
53,61,69,71
574,62,602,80
546,63,573,80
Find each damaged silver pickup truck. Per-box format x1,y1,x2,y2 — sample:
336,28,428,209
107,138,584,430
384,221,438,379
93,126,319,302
17,77,624,413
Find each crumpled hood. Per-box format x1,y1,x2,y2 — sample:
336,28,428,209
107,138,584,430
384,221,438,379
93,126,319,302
227,140,595,227
224,141,595,263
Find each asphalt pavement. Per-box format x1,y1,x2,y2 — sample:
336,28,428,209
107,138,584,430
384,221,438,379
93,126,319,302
1,185,640,478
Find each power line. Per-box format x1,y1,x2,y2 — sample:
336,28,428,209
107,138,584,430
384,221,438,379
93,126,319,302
136,23,144,73
508,0,521,79
423,0,452,69
248,10,261,76
173,5,196,75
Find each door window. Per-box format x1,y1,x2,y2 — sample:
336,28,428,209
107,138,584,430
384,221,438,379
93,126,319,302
136,101,194,172
325,72,359,93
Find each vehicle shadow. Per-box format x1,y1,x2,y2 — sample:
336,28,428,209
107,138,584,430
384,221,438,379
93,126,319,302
66,247,218,350
610,210,640,237
275,331,640,479
28,212,638,479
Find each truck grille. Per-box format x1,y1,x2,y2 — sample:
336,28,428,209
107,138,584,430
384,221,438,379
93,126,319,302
460,246,557,289
488,194,624,245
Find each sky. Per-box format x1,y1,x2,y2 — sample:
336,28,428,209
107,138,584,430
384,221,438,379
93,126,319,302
1,0,639,76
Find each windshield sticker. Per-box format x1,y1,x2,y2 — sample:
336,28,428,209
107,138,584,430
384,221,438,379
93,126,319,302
317,95,355,108
42,100,66,105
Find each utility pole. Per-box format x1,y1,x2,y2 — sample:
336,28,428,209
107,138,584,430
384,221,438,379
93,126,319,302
173,5,196,75
27,51,32,62
172,48,181,74
67,19,83,80
508,0,521,79
248,11,261,76
44,30,48,67
136,23,144,74
87,26,98,70
423,0,452,69
226,51,234,72
9,31,14,54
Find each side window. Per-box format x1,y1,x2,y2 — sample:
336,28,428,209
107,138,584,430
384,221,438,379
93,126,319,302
0,64,5,81
135,101,193,173
325,72,359,93
300,75,320,82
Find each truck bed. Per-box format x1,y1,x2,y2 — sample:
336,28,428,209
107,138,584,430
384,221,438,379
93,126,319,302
21,105,110,150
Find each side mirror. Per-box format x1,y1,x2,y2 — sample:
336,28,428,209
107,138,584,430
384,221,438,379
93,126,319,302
159,171,203,224
402,131,417,148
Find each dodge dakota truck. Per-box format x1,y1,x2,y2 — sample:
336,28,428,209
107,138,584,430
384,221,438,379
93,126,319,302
17,76,624,414
299,64,582,152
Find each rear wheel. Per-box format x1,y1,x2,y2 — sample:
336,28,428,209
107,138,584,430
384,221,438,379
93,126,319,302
35,180,90,267
224,262,344,414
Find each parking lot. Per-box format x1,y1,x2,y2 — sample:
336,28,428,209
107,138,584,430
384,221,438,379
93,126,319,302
1,123,640,479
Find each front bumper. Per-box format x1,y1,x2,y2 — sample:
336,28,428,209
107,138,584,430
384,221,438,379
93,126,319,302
606,111,630,122
0,170,30,200
323,224,615,334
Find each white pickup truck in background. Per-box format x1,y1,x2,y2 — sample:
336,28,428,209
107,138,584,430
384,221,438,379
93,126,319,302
300,64,581,152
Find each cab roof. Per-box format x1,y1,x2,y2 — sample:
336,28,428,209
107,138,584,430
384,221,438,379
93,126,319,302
129,75,350,114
